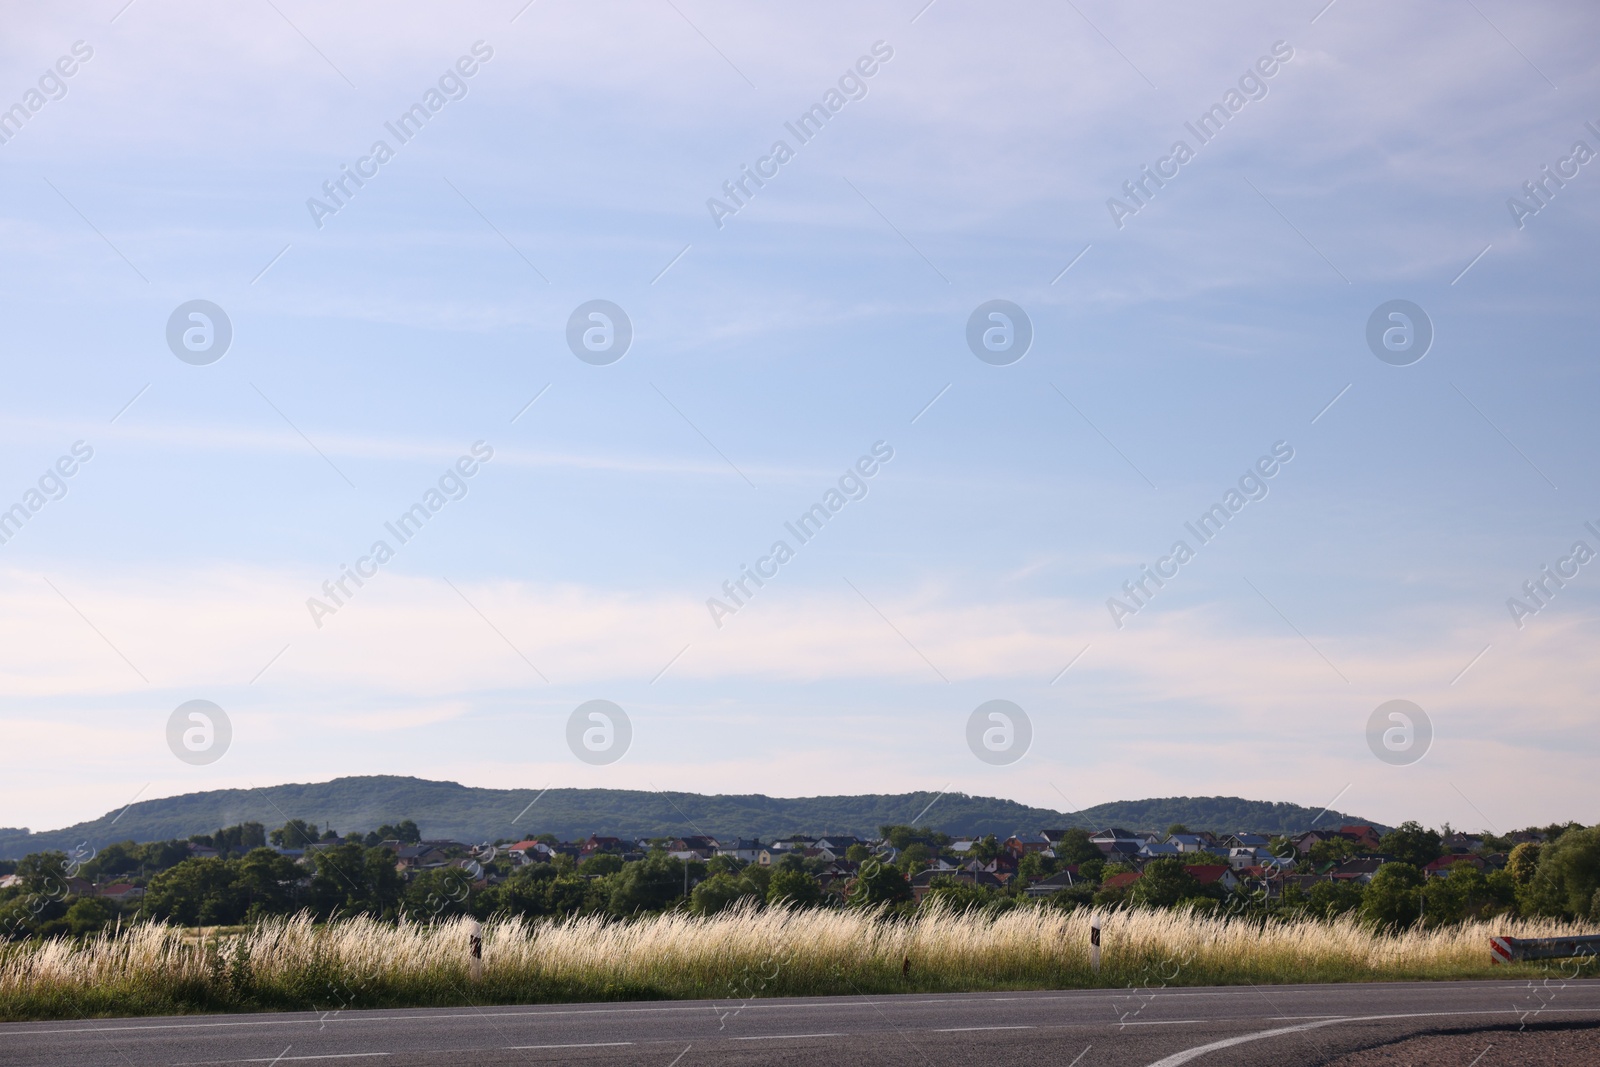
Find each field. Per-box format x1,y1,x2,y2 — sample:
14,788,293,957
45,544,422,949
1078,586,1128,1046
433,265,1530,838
1,905,1592,1021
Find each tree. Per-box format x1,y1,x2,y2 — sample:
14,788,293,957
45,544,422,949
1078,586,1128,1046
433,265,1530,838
309,845,404,919
1128,859,1212,908
406,867,475,920
65,897,113,936
850,864,911,907
923,876,996,912
606,852,687,917
1304,878,1365,919
1379,822,1443,868
1361,863,1424,929
969,835,1000,863
1052,830,1100,867
269,820,319,849
145,858,245,926
581,853,623,875
692,873,762,916
1166,824,1190,837
1507,842,1541,887
1526,825,1600,919
234,848,300,917
845,844,871,864
767,869,822,908
1308,837,1361,866
1017,852,1046,881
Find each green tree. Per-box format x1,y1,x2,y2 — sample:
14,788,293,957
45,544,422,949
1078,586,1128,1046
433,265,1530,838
1304,878,1364,919
64,897,113,936
923,876,996,912
850,864,911,907
845,844,871,864
1379,822,1443,868
1361,863,1424,929
1308,837,1361,866
1507,842,1541,887
1128,859,1214,908
309,845,404,918
766,868,822,908
406,867,475,919
969,835,1000,863
145,858,245,926
234,848,300,917
1053,830,1100,867
607,852,690,917
1166,824,1190,837
1526,825,1600,919
691,873,762,916
269,820,319,849
581,853,623,875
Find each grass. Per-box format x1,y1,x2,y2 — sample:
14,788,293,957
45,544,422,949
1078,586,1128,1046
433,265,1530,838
1,905,1592,1021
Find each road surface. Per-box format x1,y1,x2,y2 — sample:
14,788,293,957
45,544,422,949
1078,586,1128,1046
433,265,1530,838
3,980,1599,1066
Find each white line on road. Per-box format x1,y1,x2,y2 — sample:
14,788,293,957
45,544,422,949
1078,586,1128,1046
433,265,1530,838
731,1033,843,1040
505,1042,633,1049
1143,1005,1600,1066
1144,1018,1351,1065
932,1025,1035,1032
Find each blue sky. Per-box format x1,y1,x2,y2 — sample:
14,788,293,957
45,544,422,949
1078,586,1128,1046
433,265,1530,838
1,1,1598,836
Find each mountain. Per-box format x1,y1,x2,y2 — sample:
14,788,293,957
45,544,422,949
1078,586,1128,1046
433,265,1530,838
0,777,1386,858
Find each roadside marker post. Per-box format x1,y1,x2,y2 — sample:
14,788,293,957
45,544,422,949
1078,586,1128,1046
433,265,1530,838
469,918,483,983
1090,915,1101,976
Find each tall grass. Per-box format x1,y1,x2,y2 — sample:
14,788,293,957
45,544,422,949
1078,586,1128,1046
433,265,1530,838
1,905,1590,1021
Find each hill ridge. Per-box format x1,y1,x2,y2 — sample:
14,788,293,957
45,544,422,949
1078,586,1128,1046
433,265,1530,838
0,775,1386,858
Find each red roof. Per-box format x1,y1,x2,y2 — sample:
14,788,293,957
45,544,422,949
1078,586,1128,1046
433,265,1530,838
1103,871,1141,890
508,840,543,851
1183,864,1231,885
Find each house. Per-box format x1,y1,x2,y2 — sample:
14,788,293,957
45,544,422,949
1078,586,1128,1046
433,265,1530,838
395,844,448,872
771,835,816,849
1223,833,1271,849
1442,832,1485,853
1184,864,1239,892
715,839,764,863
1004,833,1051,857
1291,830,1338,855
98,883,145,902
0,875,20,890
757,847,791,867
581,835,625,857
1330,857,1387,884
506,840,553,864
1227,847,1268,871
815,836,864,853
1090,828,1141,843
909,869,1005,903
1167,834,1215,853
1339,825,1383,850
1139,842,1182,860
671,836,719,855
1102,871,1142,892
1023,869,1083,898
187,843,221,859
1096,839,1144,862
1423,854,1486,878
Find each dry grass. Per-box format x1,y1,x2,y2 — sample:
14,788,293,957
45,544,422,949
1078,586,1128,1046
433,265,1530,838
1,904,1591,1021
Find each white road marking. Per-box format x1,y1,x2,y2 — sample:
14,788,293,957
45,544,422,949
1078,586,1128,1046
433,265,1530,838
505,1042,633,1049
1143,1006,1600,1066
731,1033,842,1040
932,1025,1034,1032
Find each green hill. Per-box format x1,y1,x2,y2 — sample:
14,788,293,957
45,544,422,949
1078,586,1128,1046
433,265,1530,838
0,777,1385,858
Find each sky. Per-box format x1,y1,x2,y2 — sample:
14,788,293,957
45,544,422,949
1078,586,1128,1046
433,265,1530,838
1,0,1598,837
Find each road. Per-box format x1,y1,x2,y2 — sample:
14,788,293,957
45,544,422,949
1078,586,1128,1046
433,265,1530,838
3,980,1599,1066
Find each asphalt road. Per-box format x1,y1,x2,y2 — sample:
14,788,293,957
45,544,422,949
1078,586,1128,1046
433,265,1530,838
3,980,1599,1067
